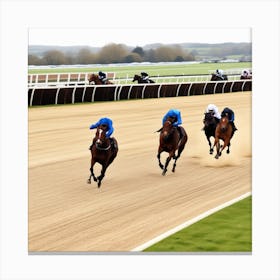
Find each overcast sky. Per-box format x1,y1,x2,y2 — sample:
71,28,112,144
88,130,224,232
29,28,251,47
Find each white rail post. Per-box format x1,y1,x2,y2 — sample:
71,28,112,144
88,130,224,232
54,88,60,105
29,87,36,106
82,86,87,102
176,83,182,97
141,85,147,99
127,85,133,99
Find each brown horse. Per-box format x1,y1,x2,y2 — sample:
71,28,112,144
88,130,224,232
88,73,113,85
132,74,155,84
87,125,118,187
157,119,188,175
240,75,252,80
213,115,234,159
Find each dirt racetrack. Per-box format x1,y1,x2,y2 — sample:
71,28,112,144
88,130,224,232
28,92,252,252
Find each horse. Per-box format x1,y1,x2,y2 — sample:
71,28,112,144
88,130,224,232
213,115,234,159
87,125,118,187
210,74,228,81
240,75,252,80
203,112,219,154
157,119,188,175
132,74,155,84
88,73,113,85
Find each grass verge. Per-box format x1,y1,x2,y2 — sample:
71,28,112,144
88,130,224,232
144,195,252,252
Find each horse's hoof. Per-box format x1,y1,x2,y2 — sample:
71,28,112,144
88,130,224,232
87,179,91,184
226,150,230,154
215,155,219,159
93,177,97,182
97,181,101,188
162,170,167,176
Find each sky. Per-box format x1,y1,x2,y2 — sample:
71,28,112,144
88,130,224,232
29,28,251,47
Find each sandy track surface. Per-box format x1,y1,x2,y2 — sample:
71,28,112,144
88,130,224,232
28,92,251,252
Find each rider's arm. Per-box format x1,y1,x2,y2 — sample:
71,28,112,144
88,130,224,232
173,112,182,126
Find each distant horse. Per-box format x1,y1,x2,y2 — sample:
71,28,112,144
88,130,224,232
213,115,234,159
211,74,228,81
88,73,113,85
203,112,219,154
132,74,155,84
87,125,118,187
240,75,252,80
157,119,188,175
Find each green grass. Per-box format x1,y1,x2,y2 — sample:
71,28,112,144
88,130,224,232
144,196,252,252
28,62,251,78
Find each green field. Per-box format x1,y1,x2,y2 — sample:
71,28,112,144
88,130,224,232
28,62,251,78
144,196,252,252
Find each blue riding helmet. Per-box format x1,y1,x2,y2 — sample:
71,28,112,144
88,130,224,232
162,109,182,127
89,117,114,137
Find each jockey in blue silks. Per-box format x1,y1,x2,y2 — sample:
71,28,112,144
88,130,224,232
89,117,114,150
161,109,184,138
221,107,237,132
89,117,114,137
162,109,182,127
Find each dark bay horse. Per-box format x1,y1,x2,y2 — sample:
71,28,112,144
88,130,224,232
88,73,113,85
157,119,188,175
203,112,219,154
211,74,228,81
213,115,234,159
240,75,252,80
132,74,155,84
87,125,118,187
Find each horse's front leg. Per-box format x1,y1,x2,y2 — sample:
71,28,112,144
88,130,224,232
207,136,214,154
157,148,164,170
226,142,231,154
88,159,97,184
214,138,221,159
162,152,173,176
97,164,108,188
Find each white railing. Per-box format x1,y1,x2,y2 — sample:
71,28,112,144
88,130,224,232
28,72,116,87
28,73,242,88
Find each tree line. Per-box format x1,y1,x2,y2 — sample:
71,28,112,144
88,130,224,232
28,44,196,65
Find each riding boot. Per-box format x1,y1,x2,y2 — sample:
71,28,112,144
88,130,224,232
109,138,115,150
89,144,93,150
177,126,183,139
232,122,238,131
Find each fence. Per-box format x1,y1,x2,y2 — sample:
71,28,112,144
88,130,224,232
28,80,252,106
28,72,116,87
28,72,245,87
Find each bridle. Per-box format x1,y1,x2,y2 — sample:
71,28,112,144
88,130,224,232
95,128,111,151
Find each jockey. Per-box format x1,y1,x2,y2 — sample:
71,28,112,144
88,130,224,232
216,69,224,79
162,109,183,138
89,117,114,150
205,104,221,120
241,69,251,78
141,72,150,82
98,71,107,84
221,107,238,132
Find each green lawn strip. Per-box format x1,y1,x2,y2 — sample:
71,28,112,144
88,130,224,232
144,196,252,252
28,62,251,77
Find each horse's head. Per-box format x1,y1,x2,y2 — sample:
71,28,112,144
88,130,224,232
95,125,107,145
220,115,230,132
203,112,216,127
132,74,140,82
88,73,98,85
161,120,175,141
